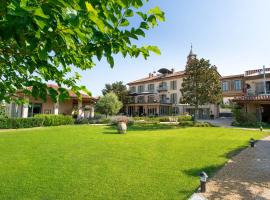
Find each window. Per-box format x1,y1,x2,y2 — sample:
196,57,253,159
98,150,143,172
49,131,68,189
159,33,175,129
170,80,177,90
148,84,155,92
137,96,145,103
159,82,167,90
160,94,167,103
148,95,155,103
138,85,145,93
170,93,177,104
234,80,242,91
130,86,136,93
222,82,229,91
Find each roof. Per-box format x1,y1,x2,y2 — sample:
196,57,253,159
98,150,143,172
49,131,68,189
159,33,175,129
27,84,97,101
221,74,244,80
127,70,185,85
245,67,270,76
233,95,270,102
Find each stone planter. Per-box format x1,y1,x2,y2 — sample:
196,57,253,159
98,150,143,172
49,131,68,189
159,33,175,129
117,122,127,134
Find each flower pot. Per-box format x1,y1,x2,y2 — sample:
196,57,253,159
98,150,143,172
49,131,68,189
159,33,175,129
117,122,127,134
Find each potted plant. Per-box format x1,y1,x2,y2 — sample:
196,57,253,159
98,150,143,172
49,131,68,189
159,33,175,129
116,116,129,134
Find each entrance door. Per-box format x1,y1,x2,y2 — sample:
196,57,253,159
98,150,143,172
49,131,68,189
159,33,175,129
262,105,270,123
139,106,144,116
28,103,42,117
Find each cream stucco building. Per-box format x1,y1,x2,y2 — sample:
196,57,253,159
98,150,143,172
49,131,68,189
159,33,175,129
5,84,96,119
126,49,220,119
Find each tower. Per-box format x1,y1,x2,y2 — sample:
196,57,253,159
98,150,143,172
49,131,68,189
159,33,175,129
187,44,197,65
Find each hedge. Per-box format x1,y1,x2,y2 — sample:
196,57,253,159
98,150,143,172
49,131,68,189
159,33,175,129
0,118,44,129
178,115,193,122
178,121,194,127
0,114,75,129
34,114,74,126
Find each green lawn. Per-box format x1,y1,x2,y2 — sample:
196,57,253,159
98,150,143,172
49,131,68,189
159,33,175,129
0,125,267,200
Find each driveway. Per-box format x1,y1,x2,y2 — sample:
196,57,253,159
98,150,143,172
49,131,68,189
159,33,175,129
201,136,270,200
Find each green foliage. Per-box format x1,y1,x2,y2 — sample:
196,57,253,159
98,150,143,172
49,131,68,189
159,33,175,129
181,58,222,121
0,0,165,103
95,92,123,117
75,118,89,125
178,121,194,127
194,122,213,127
0,118,44,129
102,81,129,112
34,114,74,126
178,115,193,122
232,107,258,126
159,117,171,122
0,103,7,118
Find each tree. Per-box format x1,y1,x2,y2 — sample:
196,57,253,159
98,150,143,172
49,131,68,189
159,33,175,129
102,81,129,113
95,92,123,117
0,0,165,103
180,58,222,121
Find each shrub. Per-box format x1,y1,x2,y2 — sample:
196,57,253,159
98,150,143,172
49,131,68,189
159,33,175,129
178,115,193,122
0,118,44,129
75,118,89,124
232,108,257,126
100,118,112,124
194,122,212,127
159,117,170,122
0,103,7,118
179,121,194,127
34,114,74,126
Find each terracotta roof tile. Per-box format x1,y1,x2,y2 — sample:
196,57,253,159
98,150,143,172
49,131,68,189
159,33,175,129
127,71,185,85
27,84,97,101
233,95,270,102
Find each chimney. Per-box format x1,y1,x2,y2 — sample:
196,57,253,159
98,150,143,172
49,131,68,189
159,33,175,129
171,68,175,73
149,73,153,77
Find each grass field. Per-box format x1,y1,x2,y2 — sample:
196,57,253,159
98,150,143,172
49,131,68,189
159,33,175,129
0,124,267,200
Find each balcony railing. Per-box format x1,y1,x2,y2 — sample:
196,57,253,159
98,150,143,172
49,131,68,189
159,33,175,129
246,88,270,96
157,86,168,92
128,99,172,104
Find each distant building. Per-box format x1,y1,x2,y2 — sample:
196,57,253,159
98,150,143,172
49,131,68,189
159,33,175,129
230,67,270,123
126,48,220,119
5,84,97,119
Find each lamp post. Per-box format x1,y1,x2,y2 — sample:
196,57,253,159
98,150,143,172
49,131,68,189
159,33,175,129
199,171,208,193
250,138,255,148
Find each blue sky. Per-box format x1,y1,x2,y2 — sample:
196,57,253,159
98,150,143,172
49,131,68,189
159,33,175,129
78,0,270,96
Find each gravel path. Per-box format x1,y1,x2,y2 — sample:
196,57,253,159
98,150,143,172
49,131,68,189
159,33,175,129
201,136,270,200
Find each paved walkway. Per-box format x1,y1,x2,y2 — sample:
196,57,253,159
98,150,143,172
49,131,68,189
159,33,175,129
197,136,270,200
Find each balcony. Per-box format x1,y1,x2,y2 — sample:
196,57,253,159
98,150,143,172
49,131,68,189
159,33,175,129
157,86,168,92
246,88,270,96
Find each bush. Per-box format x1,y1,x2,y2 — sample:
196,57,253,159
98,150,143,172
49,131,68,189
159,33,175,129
194,122,212,127
178,115,193,122
179,121,194,127
232,108,257,126
159,117,170,122
75,118,89,124
0,118,44,129
34,114,74,126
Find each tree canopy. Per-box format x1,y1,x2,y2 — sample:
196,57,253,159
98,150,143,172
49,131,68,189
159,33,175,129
0,0,165,103
180,58,222,120
102,81,129,112
95,92,123,117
